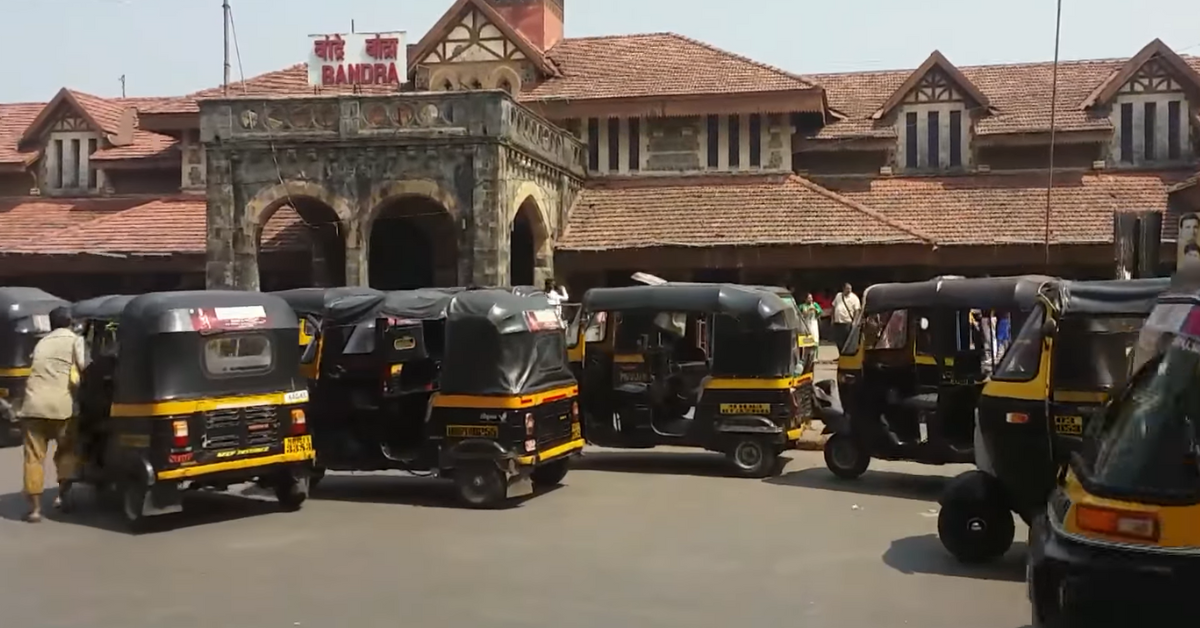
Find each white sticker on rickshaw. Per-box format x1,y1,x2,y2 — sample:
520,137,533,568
284,390,310,404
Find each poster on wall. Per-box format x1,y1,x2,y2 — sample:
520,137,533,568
1178,213,1200,269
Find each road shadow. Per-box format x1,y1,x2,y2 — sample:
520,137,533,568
765,466,951,502
883,534,1027,583
309,473,562,509
0,485,286,535
573,450,738,478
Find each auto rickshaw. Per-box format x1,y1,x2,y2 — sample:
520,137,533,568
1027,275,1200,627
71,291,315,528
576,283,811,477
821,275,1050,479
0,287,69,445
281,287,582,508
938,277,1169,563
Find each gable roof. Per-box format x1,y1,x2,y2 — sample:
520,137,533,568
407,0,557,76
0,102,46,166
18,89,117,145
558,173,931,251
1082,38,1200,108
870,51,992,120
523,33,816,102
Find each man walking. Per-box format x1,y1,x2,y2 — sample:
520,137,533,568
830,283,861,350
18,306,86,522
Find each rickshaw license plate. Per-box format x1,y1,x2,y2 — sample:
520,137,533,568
284,435,313,454
447,425,499,438
1054,415,1083,435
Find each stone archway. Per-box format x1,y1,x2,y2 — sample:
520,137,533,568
366,180,461,290
248,182,354,290
509,187,552,288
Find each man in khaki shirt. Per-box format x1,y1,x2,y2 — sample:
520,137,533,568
17,307,86,522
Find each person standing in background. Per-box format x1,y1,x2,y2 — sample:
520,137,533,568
830,283,861,350
17,306,86,523
797,293,822,345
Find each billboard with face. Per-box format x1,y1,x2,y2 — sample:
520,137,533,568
1178,213,1200,269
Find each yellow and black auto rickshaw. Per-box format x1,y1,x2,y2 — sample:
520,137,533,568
71,291,315,528
1027,275,1200,627
280,287,581,508
822,276,1049,479
0,287,69,446
575,283,811,477
938,277,1168,563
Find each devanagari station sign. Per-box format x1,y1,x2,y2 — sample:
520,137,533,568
307,31,407,87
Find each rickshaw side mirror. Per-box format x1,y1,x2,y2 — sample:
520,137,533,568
1041,318,1059,338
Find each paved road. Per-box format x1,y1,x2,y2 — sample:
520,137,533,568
0,437,1031,628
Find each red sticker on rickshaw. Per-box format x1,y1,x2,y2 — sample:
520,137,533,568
189,306,268,331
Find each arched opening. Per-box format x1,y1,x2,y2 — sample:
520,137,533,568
509,197,550,288
259,197,346,290
368,195,457,290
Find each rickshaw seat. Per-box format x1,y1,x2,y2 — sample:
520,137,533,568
898,392,939,412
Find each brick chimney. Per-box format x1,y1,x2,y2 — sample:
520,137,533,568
485,0,563,51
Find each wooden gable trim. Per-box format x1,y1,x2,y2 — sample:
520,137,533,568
17,89,105,147
407,0,558,77
870,51,992,120
1082,39,1200,109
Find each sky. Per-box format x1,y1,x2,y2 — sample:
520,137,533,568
2,0,1199,103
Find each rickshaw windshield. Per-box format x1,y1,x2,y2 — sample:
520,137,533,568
992,304,1046,382
1051,316,1143,391
1074,343,1200,503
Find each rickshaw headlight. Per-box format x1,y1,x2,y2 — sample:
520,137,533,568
524,412,535,435
290,408,307,435
1075,505,1159,542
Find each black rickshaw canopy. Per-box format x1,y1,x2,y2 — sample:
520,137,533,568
1055,277,1171,316
0,287,68,322
112,291,303,404
582,284,799,331
862,275,1055,314
71,294,136,322
273,287,386,326
378,288,465,321
439,289,575,396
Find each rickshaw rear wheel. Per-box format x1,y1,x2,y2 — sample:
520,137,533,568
274,474,310,512
454,463,507,509
121,482,150,532
823,433,870,479
728,437,777,478
937,496,1015,563
531,458,570,487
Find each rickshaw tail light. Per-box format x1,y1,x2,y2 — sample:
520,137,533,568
172,420,189,447
1075,505,1159,542
524,439,536,452
524,412,535,435
290,408,307,435
571,402,579,419
1005,412,1030,424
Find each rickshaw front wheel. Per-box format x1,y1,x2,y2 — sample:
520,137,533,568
937,496,1015,563
531,458,570,488
823,433,870,479
728,437,778,478
454,463,507,509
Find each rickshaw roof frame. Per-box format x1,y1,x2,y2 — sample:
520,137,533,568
581,283,798,329
0,287,68,322
862,275,1056,314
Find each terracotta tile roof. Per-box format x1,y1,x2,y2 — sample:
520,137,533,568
147,64,401,114
0,195,305,256
810,54,1200,139
558,173,932,251
821,173,1170,245
91,130,179,161
522,33,816,101
0,102,45,165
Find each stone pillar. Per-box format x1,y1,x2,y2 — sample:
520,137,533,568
205,149,237,289
344,219,368,287
231,161,260,291
469,146,505,286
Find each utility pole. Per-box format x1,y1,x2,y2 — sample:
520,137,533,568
119,74,126,98
223,0,232,95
